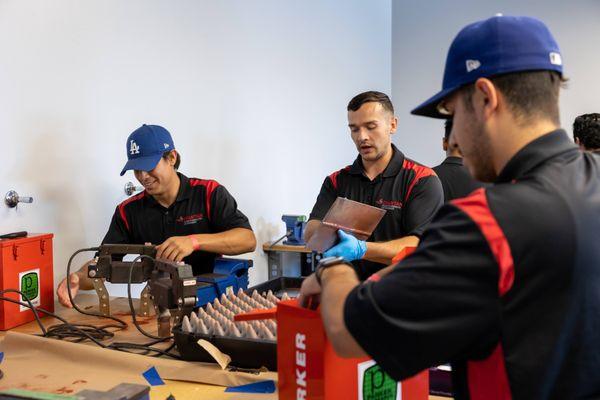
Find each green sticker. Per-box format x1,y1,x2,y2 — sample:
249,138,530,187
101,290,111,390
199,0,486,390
21,272,39,302
362,364,397,400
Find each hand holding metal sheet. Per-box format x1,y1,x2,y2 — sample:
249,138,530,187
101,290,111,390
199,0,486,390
323,230,367,261
305,197,386,253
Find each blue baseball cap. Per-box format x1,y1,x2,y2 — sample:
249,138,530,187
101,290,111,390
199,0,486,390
411,15,563,119
120,124,175,176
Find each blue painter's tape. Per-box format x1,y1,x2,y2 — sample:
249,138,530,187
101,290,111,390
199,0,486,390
142,366,165,386
0,352,4,363
225,380,276,393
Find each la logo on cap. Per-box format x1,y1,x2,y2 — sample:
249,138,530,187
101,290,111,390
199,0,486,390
130,140,140,155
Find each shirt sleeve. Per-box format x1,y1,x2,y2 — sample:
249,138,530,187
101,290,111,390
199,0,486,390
309,176,337,221
209,185,252,232
101,207,133,245
343,204,501,381
402,175,444,237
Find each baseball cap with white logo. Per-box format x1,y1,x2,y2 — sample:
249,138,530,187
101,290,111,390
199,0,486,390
120,124,176,176
411,15,564,119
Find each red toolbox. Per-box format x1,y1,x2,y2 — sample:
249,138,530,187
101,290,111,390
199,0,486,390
0,233,54,330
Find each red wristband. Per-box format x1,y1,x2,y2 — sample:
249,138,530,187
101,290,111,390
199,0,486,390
189,236,201,251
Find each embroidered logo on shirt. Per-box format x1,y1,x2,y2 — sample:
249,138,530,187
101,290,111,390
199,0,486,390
176,213,204,225
376,199,403,210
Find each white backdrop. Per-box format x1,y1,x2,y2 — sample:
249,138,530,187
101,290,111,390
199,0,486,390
391,0,600,167
0,0,392,294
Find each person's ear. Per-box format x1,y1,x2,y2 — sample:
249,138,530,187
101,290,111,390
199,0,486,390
168,150,178,166
442,137,448,151
390,115,398,134
474,78,499,120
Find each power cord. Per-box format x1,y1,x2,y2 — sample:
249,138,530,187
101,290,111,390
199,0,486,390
0,247,181,359
127,254,172,341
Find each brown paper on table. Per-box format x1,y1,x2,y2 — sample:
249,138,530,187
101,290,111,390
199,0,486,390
306,197,386,252
0,331,276,394
197,339,231,370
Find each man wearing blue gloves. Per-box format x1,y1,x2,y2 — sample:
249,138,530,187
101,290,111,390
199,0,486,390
300,15,600,398
305,91,443,279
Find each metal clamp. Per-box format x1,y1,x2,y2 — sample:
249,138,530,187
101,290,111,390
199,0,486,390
5,190,33,208
124,182,143,196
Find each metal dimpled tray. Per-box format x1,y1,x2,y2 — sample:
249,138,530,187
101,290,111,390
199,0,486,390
172,277,303,370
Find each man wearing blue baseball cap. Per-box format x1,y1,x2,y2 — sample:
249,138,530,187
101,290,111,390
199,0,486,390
57,124,257,307
299,15,600,398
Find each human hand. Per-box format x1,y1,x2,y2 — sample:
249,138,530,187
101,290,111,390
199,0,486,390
56,273,80,308
155,236,195,262
323,230,366,261
297,273,321,309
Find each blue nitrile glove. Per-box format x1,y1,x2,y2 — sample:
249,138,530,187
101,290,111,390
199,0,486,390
323,230,367,261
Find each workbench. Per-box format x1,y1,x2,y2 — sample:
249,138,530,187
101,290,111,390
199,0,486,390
0,294,450,400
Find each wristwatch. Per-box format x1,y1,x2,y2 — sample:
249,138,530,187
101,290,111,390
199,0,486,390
314,256,352,286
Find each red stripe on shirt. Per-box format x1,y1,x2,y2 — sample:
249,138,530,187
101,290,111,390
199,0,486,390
452,188,515,295
117,191,146,232
328,166,351,191
190,179,220,222
452,188,514,400
402,159,436,203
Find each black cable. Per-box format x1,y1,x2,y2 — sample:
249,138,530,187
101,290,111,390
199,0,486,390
0,292,112,348
0,291,180,358
0,289,46,335
127,254,173,340
0,248,181,359
65,247,128,328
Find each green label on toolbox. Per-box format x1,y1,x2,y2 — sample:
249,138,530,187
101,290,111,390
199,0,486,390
358,360,401,400
19,268,41,311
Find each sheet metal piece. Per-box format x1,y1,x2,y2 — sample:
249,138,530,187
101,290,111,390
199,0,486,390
306,197,386,252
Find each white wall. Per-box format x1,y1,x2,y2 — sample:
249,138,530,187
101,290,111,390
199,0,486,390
392,0,600,167
0,0,392,294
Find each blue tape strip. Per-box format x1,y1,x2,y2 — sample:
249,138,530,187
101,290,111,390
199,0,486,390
0,352,4,363
225,380,276,393
142,366,165,386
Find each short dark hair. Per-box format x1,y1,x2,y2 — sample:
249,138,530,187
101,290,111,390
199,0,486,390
573,113,600,150
444,119,453,140
347,91,394,114
461,70,565,126
162,150,181,170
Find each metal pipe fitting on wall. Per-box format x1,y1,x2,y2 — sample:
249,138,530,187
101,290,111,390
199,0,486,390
124,182,143,196
4,190,33,208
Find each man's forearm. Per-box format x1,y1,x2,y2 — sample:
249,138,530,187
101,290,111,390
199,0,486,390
363,235,419,265
304,219,321,243
191,228,256,255
320,265,367,358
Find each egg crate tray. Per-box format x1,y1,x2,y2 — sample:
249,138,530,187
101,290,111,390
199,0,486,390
172,277,303,370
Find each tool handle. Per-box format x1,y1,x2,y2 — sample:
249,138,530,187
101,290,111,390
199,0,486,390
233,307,277,322
0,231,28,239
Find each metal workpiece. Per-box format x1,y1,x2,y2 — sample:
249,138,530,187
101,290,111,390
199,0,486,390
124,181,143,196
4,190,33,208
157,307,172,338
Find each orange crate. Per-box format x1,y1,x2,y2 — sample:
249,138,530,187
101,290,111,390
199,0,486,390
0,233,54,330
277,246,428,399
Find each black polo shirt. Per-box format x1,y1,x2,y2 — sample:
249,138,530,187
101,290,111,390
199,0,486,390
344,130,600,399
102,173,252,275
309,144,443,279
433,156,485,202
